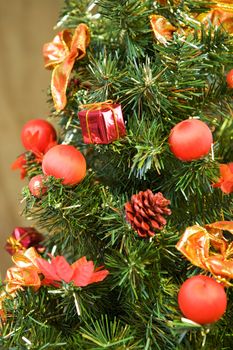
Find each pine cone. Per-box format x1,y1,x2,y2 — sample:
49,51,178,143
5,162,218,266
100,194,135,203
125,190,171,238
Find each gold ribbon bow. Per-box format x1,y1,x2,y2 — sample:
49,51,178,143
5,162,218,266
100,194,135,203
6,247,41,292
150,1,233,46
150,15,176,45
80,100,120,143
43,23,91,111
0,247,42,321
210,0,233,12
155,0,232,8
194,0,233,34
197,9,233,34
176,221,233,285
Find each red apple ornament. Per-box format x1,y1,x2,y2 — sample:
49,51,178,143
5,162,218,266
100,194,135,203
42,144,86,185
178,275,227,324
168,119,213,161
21,119,57,154
226,69,233,88
29,174,47,197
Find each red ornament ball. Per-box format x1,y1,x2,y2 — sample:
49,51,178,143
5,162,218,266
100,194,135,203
178,275,227,324
42,144,86,185
226,69,233,88
168,119,213,161
21,119,57,153
29,174,47,197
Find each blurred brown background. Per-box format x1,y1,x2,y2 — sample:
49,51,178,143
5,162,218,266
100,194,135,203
0,0,62,277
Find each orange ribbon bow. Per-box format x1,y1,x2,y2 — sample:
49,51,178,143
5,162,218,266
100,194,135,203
176,221,233,285
43,23,91,111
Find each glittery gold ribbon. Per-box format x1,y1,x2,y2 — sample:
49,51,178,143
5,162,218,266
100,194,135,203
210,0,233,12
150,14,176,45
155,0,233,9
197,8,233,34
193,0,233,34
176,221,233,285
0,248,42,321
80,100,120,143
150,0,233,46
5,247,41,293
43,24,91,111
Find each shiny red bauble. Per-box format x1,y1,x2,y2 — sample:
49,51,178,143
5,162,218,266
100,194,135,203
21,119,57,153
29,174,47,197
226,69,233,88
168,119,213,161
178,275,227,324
42,144,86,185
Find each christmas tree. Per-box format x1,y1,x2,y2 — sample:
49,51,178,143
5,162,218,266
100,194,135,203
1,0,233,349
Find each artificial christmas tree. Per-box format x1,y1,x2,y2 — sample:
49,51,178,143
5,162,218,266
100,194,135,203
1,0,233,349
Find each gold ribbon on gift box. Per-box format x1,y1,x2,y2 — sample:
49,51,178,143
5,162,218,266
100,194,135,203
43,24,91,111
176,221,233,285
79,100,120,143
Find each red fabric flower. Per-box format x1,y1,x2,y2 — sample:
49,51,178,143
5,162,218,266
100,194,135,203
11,154,27,179
212,163,233,194
36,255,109,287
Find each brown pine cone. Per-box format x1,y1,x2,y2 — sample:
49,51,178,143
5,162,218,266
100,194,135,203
125,190,171,238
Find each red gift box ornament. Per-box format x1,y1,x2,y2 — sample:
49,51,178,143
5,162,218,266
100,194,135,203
78,100,126,144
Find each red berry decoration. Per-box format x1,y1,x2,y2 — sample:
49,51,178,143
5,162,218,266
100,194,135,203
178,275,227,324
168,119,213,161
42,144,86,185
226,69,233,88
29,174,47,197
21,119,57,154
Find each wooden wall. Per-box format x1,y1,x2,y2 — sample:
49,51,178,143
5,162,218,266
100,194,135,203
0,0,62,277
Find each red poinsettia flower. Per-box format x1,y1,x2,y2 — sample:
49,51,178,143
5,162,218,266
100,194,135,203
212,163,233,194
11,154,27,179
36,255,109,287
